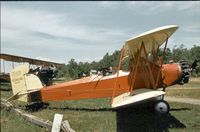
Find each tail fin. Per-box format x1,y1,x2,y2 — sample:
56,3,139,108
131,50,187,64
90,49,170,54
9,64,43,102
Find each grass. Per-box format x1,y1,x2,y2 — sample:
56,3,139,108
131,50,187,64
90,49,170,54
166,89,200,99
165,77,200,99
1,77,200,132
168,102,200,132
0,108,47,132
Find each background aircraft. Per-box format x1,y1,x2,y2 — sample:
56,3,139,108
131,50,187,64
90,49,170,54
0,53,63,84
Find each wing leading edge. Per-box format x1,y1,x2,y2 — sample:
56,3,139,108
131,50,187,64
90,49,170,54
123,25,179,59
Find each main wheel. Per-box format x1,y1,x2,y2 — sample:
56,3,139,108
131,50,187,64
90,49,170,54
154,100,170,115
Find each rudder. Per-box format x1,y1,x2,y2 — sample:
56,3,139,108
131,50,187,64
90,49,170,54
9,64,43,102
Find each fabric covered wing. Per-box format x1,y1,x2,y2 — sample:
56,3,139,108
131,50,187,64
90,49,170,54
112,88,165,108
124,25,178,58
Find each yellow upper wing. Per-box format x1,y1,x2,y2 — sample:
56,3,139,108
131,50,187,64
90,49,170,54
124,25,179,59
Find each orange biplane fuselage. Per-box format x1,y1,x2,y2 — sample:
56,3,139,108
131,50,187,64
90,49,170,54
40,63,181,102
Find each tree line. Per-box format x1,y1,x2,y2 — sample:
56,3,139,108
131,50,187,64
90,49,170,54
58,44,200,79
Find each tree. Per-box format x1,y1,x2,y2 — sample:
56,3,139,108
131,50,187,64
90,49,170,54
172,44,191,62
190,45,200,61
59,44,200,79
67,58,79,79
163,48,173,63
57,65,69,78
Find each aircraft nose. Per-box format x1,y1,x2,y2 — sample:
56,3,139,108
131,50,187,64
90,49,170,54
161,60,190,86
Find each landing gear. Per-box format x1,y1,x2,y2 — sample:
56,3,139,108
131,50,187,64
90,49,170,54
154,100,170,115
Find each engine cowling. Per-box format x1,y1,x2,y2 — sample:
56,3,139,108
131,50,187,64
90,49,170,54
162,60,190,86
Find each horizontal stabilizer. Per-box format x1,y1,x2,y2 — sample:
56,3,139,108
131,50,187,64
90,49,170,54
7,89,40,102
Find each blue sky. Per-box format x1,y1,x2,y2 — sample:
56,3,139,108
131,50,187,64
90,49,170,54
1,1,200,64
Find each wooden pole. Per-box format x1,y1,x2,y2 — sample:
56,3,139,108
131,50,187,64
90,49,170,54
1,98,75,132
51,114,63,132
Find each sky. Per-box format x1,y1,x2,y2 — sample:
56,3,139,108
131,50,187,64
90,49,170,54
1,1,200,66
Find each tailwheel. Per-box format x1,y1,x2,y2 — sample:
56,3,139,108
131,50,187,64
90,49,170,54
154,100,170,115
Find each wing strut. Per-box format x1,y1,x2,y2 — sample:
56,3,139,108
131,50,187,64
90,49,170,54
129,42,162,93
111,46,125,103
156,38,169,89
128,43,144,92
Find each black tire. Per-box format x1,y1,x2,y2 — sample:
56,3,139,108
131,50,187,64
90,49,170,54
154,100,170,115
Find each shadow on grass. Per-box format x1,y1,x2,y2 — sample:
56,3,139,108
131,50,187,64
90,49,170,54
22,101,187,132
116,105,186,132
21,102,49,112
170,108,191,111
23,102,113,112
47,106,114,112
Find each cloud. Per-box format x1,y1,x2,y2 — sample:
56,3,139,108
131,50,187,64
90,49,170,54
29,31,57,39
182,24,200,33
1,5,129,63
98,1,121,8
1,6,128,46
1,2,199,63
126,1,200,14
176,2,200,11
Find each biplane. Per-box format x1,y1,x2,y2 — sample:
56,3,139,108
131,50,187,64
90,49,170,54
7,25,190,114
0,53,63,83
